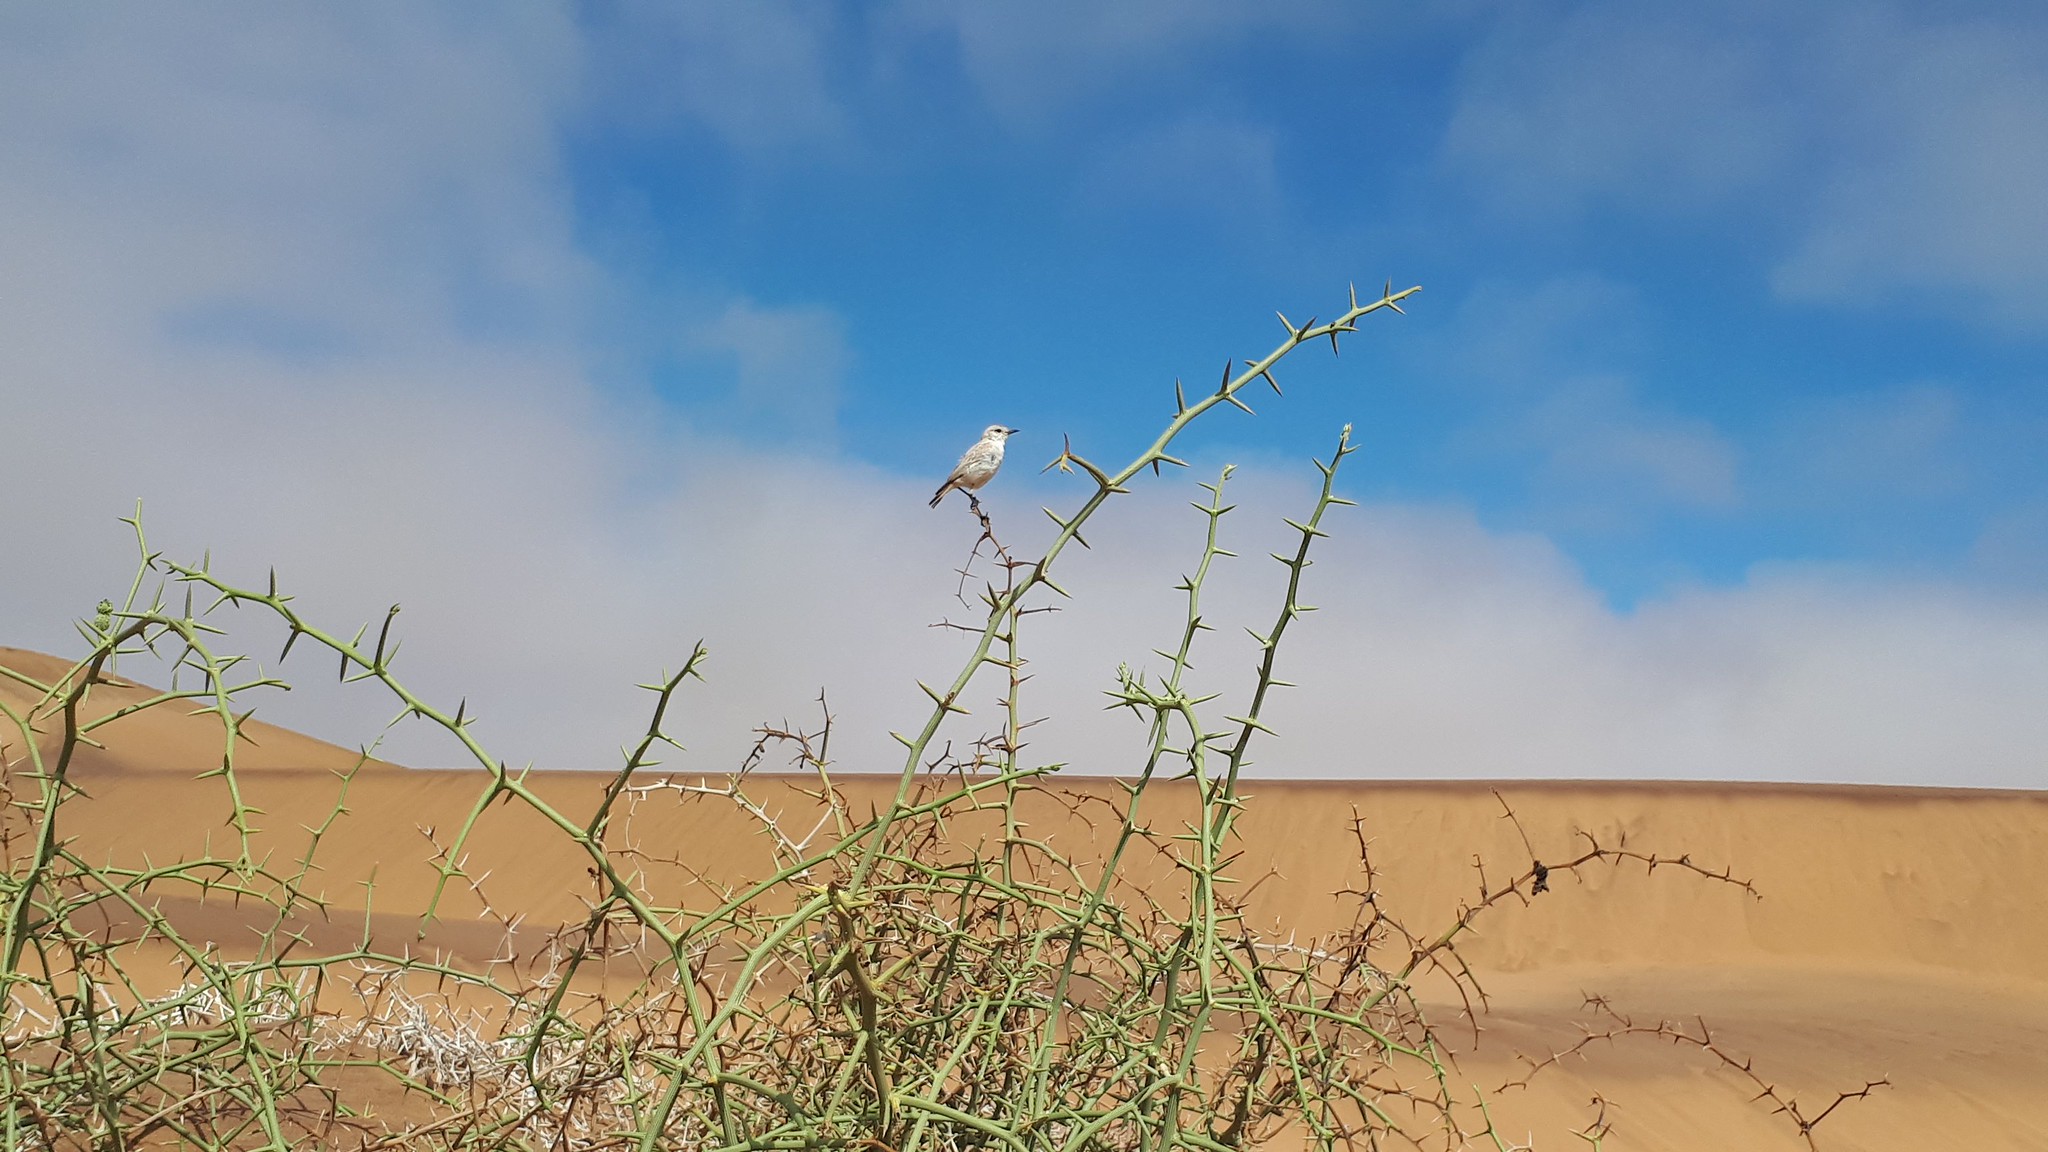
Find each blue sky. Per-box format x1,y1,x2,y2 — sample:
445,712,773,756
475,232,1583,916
566,2,2048,602
3,3,2046,785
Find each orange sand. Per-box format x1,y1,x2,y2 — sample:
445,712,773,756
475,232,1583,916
8,645,2047,1149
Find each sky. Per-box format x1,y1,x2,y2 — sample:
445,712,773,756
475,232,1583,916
2,2,2045,787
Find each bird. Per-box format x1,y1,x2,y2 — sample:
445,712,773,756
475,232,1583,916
929,424,1019,509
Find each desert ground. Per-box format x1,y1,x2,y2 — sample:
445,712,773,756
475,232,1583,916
6,644,2047,1149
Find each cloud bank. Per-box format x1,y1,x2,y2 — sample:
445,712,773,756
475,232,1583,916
1444,1,2048,331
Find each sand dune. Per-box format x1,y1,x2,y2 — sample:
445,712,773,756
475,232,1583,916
40,768,2048,1149
8,646,2048,1148
0,645,398,775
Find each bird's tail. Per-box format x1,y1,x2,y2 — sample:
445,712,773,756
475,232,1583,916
928,483,949,508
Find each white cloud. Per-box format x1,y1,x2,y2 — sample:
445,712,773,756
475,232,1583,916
1261,510,2048,787
579,1,848,152
1443,5,1800,215
1443,2,2048,330
1772,11,2048,329
0,3,866,772
0,4,590,355
1971,502,2048,584
890,2,1338,125
1764,384,1965,506
692,299,851,439
1429,277,1741,528
1523,377,1740,515
1437,275,1650,387
2,5,2043,793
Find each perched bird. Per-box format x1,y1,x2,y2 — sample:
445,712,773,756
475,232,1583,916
929,424,1019,508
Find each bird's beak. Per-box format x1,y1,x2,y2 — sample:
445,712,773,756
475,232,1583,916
1007,427,1022,434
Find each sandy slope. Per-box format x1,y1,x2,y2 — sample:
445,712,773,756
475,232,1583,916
8,647,2047,1148
0,645,397,775
35,767,2047,1149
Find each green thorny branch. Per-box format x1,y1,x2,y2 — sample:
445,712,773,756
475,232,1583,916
861,282,1421,884
3,518,410,1150
19,282,1369,1152
2,280,1871,1152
